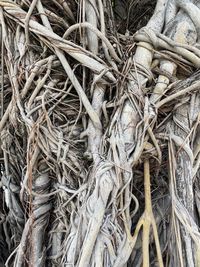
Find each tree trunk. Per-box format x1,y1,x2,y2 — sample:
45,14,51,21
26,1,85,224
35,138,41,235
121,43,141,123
0,0,200,266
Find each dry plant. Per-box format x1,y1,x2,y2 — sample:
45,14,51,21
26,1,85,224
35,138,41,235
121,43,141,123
0,0,200,266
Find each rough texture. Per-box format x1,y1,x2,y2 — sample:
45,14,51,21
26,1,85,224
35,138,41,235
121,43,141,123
0,0,200,266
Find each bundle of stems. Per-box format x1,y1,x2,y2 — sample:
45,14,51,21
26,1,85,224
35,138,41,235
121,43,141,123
0,0,200,266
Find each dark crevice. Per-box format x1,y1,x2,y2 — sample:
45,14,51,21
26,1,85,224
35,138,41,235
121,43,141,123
113,0,157,34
